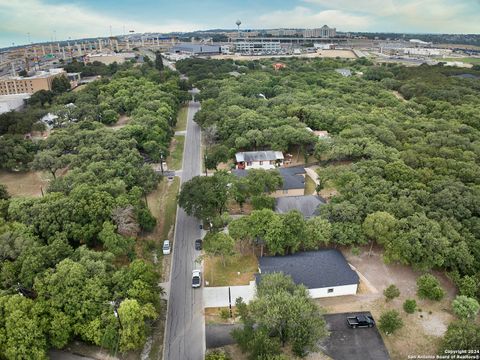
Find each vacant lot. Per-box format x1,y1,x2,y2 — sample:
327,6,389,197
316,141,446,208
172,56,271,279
166,136,185,170
204,254,258,287
175,105,188,132
108,115,131,130
0,170,51,197
315,247,456,360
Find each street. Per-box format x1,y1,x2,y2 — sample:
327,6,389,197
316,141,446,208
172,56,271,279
163,100,204,360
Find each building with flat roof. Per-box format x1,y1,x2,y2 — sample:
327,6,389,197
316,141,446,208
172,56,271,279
0,93,30,114
0,68,66,96
234,41,281,54
170,44,221,55
304,25,336,38
85,52,136,65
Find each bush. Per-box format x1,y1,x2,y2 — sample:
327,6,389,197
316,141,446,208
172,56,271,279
378,310,403,334
136,207,157,232
451,296,480,319
219,308,230,320
417,274,445,301
205,349,230,360
251,195,275,210
403,299,417,314
440,320,480,352
383,284,400,301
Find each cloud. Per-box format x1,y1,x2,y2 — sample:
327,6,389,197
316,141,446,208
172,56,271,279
0,0,201,44
254,6,371,30
302,0,480,33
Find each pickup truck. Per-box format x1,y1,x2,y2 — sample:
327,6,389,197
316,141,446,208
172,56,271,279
346,315,375,328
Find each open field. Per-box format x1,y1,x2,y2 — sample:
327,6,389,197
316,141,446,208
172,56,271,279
0,170,51,197
210,49,357,61
437,57,480,65
166,136,185,170
315,247,456,360
204,254,258,287
174,105,188,132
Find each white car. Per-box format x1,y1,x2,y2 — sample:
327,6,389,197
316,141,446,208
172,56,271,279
192,270,201,288
162,240,171,255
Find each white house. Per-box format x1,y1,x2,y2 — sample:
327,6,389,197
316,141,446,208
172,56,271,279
257,249,359,298
235,151,284,170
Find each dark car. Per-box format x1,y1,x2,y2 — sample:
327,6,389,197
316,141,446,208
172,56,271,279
195,239,202,250
347,315,375,328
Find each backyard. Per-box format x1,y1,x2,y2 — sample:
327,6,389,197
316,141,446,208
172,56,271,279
315,247,457,360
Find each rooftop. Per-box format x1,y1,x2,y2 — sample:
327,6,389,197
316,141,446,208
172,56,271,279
257,249,359,289
231,166,305,190
235,151,284,163
275,195,325,218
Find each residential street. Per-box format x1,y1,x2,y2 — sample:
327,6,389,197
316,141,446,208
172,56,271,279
163,100,204,360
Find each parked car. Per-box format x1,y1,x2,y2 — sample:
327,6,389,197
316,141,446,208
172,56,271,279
346,314,375,328
192,270,201,288
195,239,202,250
162,240,171,255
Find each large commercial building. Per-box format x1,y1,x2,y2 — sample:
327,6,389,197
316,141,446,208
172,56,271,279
0,68,66,96
304,25,336,38
234,41,281,54
84,52,136,65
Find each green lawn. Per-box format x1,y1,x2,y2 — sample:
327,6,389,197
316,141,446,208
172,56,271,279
166,136,185,170
175,106,188,131
159,177,180,241
437,57,480,65
204,254,258,287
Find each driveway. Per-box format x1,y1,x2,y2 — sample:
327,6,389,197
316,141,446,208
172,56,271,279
205,324,242,349
320,312,390,360
163,100,204,360
203,282,256,308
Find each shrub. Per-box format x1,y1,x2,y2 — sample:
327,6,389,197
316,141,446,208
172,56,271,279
403,299,417,314
451,296,480,320
378,310,403,334
219,308,231,320
205,349,230,360
440,320,480,352
417,274,445,301
383,284,401,301
251,195,275,210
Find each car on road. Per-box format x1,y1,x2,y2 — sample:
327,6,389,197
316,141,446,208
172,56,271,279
347,314,375,328
195,239,202,250
162,240,171,255
192,270,201,288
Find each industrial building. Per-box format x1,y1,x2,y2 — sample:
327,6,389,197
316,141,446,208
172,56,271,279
304,25,336,38
0,68,66,95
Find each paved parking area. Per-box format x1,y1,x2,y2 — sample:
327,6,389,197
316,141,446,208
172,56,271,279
320,312,390,360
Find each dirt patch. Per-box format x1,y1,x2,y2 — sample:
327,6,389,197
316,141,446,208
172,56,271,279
227,200,253,215
0,170,51,197
392,91,406,102
109,115,131,130
205,307,239,325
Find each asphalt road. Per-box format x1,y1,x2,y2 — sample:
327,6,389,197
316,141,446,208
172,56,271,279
163,100,204,360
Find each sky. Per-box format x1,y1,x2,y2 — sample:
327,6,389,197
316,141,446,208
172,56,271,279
0,0,479,48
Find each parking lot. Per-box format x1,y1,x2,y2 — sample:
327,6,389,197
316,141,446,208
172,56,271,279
320,312,390,360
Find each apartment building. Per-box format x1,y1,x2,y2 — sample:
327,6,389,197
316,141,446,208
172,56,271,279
0,68,66,95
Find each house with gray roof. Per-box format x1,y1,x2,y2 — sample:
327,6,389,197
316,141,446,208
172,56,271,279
231,166,305,197
257,249,359,298
235,151,284,170
275,195,325,218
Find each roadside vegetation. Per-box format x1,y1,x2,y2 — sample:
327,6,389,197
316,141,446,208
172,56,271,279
0,58,188,358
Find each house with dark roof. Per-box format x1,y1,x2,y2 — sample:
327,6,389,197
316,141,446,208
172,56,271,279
257,249,359,298
235,151,284,170
231,166,306,197
275,195,325,218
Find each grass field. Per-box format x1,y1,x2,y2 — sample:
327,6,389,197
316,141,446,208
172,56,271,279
437,57,480,65
166,136,185,171
0,170,51,197
175,105,188,132
204,254,258,287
